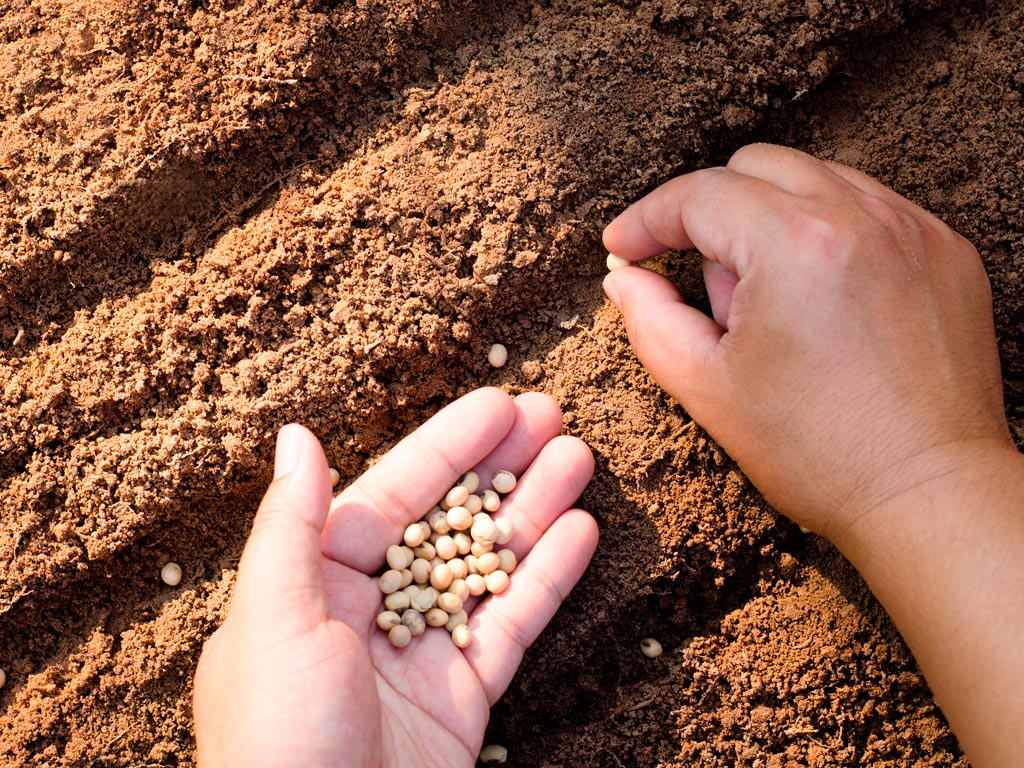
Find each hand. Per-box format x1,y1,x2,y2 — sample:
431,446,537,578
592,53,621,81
193,387,598,768
602,143,1013,542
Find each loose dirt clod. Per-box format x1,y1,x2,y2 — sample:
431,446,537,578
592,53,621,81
375,473,519,649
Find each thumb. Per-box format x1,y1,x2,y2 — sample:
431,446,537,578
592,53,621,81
604,266,723,408
231,424,333,633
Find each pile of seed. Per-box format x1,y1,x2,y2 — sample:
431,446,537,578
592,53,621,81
376,469,519,649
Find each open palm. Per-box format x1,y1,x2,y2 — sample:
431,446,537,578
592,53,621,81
194,388,598,767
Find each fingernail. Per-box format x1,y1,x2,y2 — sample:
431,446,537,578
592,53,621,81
603,273,622,309
274,424,305,479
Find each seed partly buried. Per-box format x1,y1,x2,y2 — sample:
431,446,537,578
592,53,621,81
376,471,519,649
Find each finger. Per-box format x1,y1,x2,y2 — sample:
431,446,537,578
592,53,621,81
231,424,333,634
727,143,848,197
471,391,564,487
496,434,595,561
465,509,599,704
601,167,796,275
322,387,517,573
603,266,724,406
703,257,739,329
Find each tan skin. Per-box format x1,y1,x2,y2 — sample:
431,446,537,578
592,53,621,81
196,143,1022,766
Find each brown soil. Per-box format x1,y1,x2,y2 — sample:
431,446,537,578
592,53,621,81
1,0,1021,765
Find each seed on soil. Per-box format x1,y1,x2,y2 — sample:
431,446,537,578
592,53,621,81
640,638,663,659
375,471,519,650
160,562,182,587
388,625,412,648
0,669,6,689
487,343,508,368
451,623,472,648
329,468,341,487
479,744,508,764
491,470,517,494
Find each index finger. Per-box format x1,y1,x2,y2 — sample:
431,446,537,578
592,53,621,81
601,166,802,276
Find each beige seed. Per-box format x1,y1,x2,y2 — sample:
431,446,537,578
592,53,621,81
404,522,428,548
435,535,457,560
446,506,473,531
495,517,514,545
465,554,479,574
466,573,486,596
447,558,468,580
640,638,663,659
606,252,631,270
329,468,341,487
445,485,470,508
430,563,454,591
481,489,501,512
384,591,411,611
399,568,413,588
388,625,412,648
402,610,426,636
413,588,437,613
410,558,432,584
425,608,449,627
452,623,473,648
476,552,500,575
497,548,518,573
386,544,414,570
464,493,483,514
378,569,404,594
453,532,473,555
447,579,470,603
160,562,183,587
413,541,436,560
445,609,469,632
0,669,6,689
458,471,480,494
484,569,510,594
437,591,464,614
487,343,508,368
427,507,451,534
376,611,402,631
491,470,517,494
470,540,494,557
479,744,508,764
402,584,422,601
471,514,499,543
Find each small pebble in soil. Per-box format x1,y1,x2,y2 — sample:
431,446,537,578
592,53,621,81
487,343,508,368
606,252,631,270
160,562,183,587
479,743,508,764
640,638,663,659
376,472,519,649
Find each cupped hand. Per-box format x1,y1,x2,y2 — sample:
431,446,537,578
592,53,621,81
602,143,1012,541
193,387,598,768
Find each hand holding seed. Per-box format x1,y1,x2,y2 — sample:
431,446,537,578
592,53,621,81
193,387,598,768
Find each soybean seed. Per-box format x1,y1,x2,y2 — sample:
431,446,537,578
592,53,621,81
376,611,402,630
329,468,341,487
476,552,500,575
404,522,428,548
464,493,483,514
378,569,404,594
640,638,663,659
445,609,469,632
446,506,473,531
484,569,510,594
160,562,183,587
470,540,494,557
399,568,413,588
458,471,480,494
413,540,436,560
479,744,508,764
0,669,6,689
447,579,470,603
481,489,501,512
491,470,517,494
402,610,426,636
453,532,473,555
430,563,454,590
447,557,468,580
497,548,518,573
445,485,470,508
412,588,437,613
425,608,449,627
487,343,508,368
386,544,414,570
435,535,457,560
451,623,473,648
384,591,411,611
437,591,464,614
427,507,451,534
410,558,432,584
606,252,631,270
388,625,412,648
471,514,499,543
466,573,486,596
